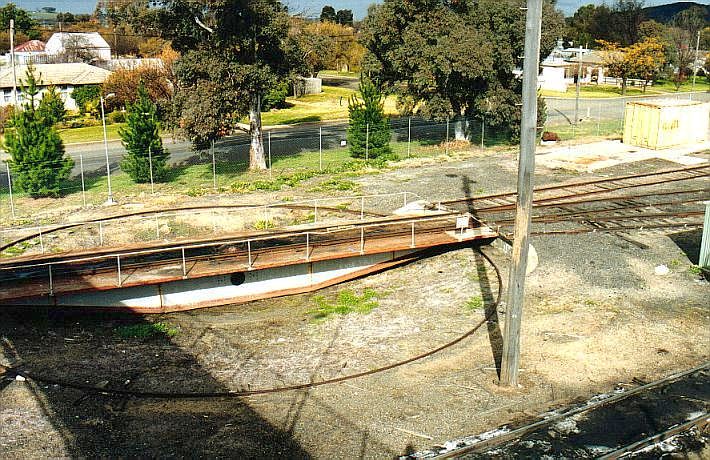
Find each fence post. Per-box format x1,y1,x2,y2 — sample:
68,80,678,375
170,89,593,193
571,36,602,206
700,201,710,269
366,123,370,161
5,162,15,219
407,117,411,158
79,153,86,207
481,117,485,149
268,131,272,179
99,221,104,246
148,145,155,195
446,117,450,154
211,140,217,192
319,126,323,171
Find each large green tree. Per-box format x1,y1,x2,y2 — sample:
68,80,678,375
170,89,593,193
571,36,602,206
121,0,299,170
361,0,563,141
120,83,169,183
3,68,73,198
0,3,39,38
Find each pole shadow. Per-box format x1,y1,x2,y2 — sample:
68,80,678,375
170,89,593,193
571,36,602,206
456,173,504,377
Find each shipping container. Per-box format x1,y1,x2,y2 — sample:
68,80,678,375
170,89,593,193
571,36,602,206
623,99,709,150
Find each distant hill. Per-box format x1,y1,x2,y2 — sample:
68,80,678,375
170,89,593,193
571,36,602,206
643,2,710,24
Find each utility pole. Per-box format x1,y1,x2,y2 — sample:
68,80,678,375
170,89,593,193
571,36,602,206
500,0,543,387
574,47,582,128
691,30,700,94
10,19,18,107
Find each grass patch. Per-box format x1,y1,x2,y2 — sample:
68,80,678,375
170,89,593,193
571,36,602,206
318,70,359,78
541,78,709,99
115,321,179,339
261,85,398,126
545,118,623,141
308,289,380,322
464,296,484,311
308,177,359,193
57,123,126,144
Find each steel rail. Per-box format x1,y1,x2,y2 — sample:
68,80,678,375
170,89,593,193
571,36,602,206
597,413,709,460
486,198,706,227
433,362,710,458
1,249,503,399
0,212,470,272
0,222,467,287
442,164,709,209
0,191,412,254
472,188,710,216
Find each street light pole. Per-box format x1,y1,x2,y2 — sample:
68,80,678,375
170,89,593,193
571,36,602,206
101,94,116,205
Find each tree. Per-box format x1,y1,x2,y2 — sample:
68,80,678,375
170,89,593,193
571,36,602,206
38,86,66,125
609,0,647,46
71,85,102,115
599,37,665,94
102,64,173,113
361,0,563,141
336,9,354,27
119,83,169,183
347,77,391,160
0,3,39,38
292,19,364,76
665,27,696,90
3,67,73,198
320,6,336,23
123,0,300,170
627,37,666,91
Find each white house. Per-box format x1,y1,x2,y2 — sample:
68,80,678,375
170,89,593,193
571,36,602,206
12,40,49,65
45,32,112,63
0,63,112,110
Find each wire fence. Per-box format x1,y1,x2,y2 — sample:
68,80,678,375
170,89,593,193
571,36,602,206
1,91,708,225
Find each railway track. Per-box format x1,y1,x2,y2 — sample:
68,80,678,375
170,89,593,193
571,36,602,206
443,163,709,213
410,362,710,459
1,164,707,293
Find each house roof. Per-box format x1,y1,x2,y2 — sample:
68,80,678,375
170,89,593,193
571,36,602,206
568,50,606,65
46,32,111,51
14,40,46,53
0,63,112,89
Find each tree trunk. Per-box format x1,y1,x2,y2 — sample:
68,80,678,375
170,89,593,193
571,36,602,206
454,116,470,141
249,93,267,170
621,77,627,96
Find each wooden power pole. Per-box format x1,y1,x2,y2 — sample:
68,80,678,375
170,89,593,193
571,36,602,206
500,0,543,387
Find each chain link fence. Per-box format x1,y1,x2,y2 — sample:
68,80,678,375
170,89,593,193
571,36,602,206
1,91,708,224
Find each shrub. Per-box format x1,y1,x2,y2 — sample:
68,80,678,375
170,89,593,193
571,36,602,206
542,131,561,142
262,81,290,111
109,110,126,124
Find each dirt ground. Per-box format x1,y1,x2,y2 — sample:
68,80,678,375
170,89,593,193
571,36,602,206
0,147,708,458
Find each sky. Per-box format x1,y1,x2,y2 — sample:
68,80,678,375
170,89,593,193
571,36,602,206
0,0,700,18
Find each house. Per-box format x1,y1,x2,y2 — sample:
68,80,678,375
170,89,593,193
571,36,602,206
539,39,598,92
0,63,112,110
11,40,49,65
45,32,112,63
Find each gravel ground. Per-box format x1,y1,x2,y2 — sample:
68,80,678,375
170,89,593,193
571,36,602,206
1,145,708,458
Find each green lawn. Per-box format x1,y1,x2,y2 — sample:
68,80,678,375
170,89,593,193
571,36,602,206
261,85,398,126
545,118,623,141
317,70,360,78
57,123,125,144
542,77,710,99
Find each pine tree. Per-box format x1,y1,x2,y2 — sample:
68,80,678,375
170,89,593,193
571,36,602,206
3,66,73,198
347,78,391,159
119,82,169,183
38,85,65,125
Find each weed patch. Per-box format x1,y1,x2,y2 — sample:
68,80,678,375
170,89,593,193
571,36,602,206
115,321,179,339
464,296,484,311
308,289,380,321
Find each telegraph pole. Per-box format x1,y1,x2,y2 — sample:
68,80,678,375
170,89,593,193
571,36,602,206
10,19,18,107
690,30,700,97
500,0,543,387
